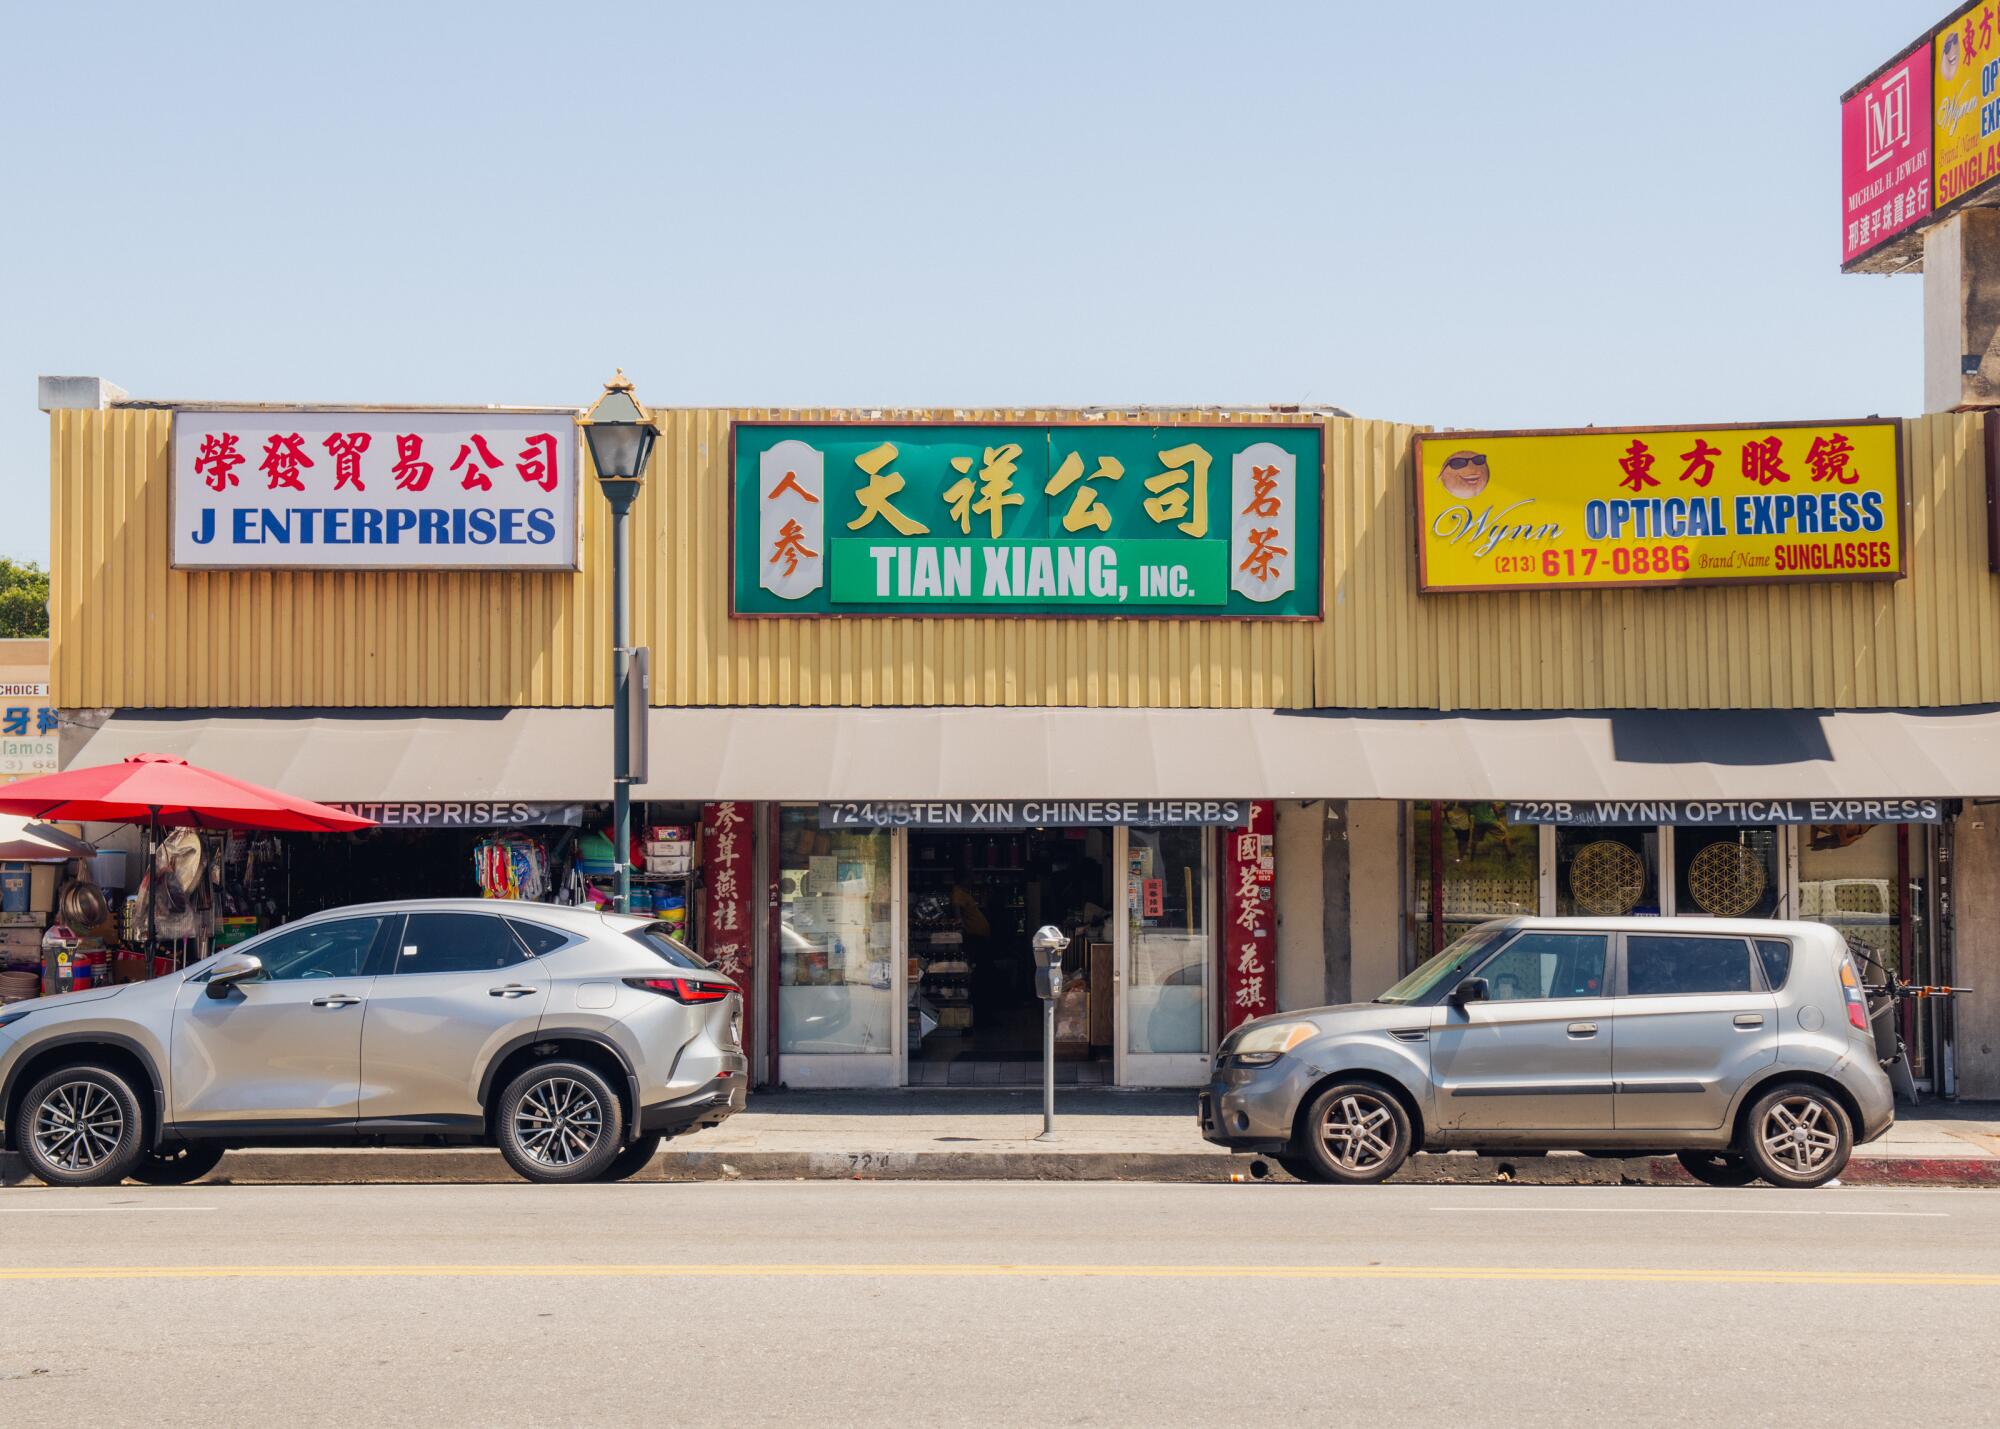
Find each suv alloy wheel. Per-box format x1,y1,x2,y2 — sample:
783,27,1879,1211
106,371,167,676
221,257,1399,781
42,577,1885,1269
494,1060,627,1184
17,1063,149,1187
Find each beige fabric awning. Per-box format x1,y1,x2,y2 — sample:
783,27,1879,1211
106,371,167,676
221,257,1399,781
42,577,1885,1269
65,705,2000,803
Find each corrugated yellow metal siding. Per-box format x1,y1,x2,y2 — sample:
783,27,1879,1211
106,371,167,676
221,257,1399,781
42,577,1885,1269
48,407,2000,711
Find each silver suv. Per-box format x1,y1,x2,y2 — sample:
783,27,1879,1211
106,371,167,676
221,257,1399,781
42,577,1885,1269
1200,917,1894,1188
0,900,746,1186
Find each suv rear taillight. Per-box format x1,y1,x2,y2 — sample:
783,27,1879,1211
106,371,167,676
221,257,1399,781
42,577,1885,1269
1839,960,1869,1031
626,976,732,1005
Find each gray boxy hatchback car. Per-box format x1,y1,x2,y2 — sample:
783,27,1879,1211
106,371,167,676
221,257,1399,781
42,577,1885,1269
0,899,745,1187
1201,917,1894,1188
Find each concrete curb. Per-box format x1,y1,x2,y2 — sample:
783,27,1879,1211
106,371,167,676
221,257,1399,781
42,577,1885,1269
8,1147,1995,1188
650,1150,2000,1188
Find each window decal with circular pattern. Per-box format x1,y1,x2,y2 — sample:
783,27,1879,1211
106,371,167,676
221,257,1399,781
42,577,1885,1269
1687,841,1767,917
1568,841,1646,916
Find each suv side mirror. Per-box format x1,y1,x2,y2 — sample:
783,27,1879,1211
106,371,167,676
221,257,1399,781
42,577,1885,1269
205,953,264,998
1449,976,1490,1009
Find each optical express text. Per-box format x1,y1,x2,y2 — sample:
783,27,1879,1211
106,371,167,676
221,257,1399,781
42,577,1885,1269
1438,491,1892,574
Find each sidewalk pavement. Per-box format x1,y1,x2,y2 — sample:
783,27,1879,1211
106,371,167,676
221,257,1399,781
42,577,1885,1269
10,1090,1995,1187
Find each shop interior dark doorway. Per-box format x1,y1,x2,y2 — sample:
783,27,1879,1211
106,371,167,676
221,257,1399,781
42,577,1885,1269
908,827,1113,1085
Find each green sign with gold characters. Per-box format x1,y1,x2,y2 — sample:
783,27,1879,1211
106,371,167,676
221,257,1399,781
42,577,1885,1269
731,422,1323,617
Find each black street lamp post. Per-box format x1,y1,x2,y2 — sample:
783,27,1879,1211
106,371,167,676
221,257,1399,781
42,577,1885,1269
580,371,658,915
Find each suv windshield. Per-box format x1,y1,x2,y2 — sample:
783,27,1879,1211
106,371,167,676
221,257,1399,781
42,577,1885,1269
625,923,710,970
1375,923,1512,1004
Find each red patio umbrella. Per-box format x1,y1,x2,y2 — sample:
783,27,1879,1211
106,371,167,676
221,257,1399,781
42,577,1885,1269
0,753,375,833
0,754,375,953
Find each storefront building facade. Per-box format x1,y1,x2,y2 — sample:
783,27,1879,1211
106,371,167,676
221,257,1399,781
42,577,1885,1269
38,382,2000,1095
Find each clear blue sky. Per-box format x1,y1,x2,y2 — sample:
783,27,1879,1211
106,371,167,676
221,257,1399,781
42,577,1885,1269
0,0,1945,566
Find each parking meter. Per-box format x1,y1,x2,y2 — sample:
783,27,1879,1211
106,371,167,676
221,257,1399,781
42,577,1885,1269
1030,926,1070,1140
1031,925,1070,1000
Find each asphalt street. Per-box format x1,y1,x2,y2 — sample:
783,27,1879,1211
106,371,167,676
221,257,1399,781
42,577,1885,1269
0,1180,1994,1427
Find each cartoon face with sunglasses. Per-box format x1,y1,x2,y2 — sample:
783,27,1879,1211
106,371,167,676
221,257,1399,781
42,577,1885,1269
1437,449,1491,500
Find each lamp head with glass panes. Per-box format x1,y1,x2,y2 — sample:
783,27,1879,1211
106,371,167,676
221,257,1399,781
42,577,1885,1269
580,370,658,511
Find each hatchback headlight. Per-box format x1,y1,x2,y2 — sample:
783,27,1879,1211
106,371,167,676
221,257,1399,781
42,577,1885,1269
1231,1021,1316,1066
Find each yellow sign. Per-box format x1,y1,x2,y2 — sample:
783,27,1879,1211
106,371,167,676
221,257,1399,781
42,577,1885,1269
1932,10,2000,209
1413,421,1903,593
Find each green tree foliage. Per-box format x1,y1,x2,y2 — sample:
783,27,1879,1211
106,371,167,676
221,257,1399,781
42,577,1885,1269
0,557,51,638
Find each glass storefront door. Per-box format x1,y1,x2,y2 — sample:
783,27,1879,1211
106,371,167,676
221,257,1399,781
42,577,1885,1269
1116,825,1213,1087
775,809,901,1087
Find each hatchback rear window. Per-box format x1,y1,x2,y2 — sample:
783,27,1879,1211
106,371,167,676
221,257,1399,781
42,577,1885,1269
626,922,710,970
1625,935,1753,995
1754,938,1793,991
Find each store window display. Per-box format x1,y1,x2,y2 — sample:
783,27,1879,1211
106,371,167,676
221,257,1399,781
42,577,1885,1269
1798,823,1902,972
1413,802,1538,960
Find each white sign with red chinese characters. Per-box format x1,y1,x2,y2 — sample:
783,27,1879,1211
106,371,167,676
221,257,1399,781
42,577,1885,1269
1222,800,1276,1030
758,439,825,600
702,801,755,1045
172,410,580,570
1230,443,1295,602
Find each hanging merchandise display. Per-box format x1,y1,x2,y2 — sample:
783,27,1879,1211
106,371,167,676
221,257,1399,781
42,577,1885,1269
474,836,551,901
129,827,220,968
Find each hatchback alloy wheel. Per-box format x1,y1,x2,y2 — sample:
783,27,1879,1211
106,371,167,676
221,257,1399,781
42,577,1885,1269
1295,1081,1413,1184
1742,1083,1853,1189
1321,1092,1397,1172
1759,1096,1840,1178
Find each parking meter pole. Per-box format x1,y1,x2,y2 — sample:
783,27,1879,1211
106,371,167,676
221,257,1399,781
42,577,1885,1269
1040,993,1056,1140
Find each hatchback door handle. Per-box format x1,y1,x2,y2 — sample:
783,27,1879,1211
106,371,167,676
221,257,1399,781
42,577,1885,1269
311,994,361,1008
1734,1014,1764,1028
1567,1023,1598,1037
489,984,539,998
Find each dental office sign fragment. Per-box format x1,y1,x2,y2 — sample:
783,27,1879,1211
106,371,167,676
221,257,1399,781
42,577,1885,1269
172,409,580,570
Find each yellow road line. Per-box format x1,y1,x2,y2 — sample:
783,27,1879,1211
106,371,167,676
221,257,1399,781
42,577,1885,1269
0,1263,1994,1287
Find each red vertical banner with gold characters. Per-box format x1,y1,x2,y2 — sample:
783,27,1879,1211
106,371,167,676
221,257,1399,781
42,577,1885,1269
701,802,755,1034
1223,800,1276,1031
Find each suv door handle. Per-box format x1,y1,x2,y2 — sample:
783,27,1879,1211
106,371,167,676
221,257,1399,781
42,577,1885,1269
311,994,361,1008
1733,1013,1765,1028
489,984,539,998
1567,1023,1598,1037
